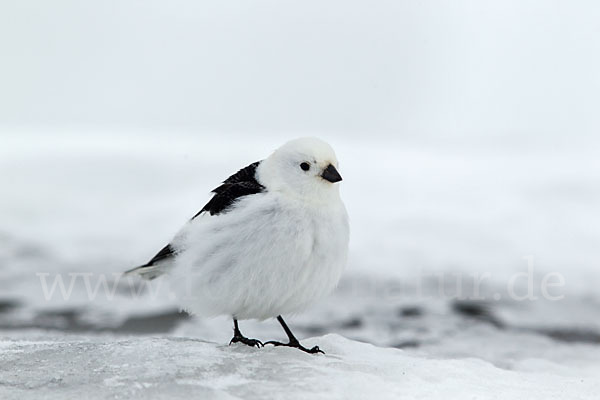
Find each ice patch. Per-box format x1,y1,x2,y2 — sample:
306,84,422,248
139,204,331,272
0,334,598,400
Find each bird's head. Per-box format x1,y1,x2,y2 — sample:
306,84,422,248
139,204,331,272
257,137,343,203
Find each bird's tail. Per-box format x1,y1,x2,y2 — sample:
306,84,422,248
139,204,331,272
123,263,165,281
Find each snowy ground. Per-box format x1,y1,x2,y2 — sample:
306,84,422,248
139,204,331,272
1,132,600,398
2,333,599,400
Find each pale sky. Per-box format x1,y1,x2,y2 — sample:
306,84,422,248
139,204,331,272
1,1,599,138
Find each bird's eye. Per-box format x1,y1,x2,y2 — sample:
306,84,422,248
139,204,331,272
300,162,310,171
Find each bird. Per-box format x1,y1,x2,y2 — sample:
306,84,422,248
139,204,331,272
126,137,349,354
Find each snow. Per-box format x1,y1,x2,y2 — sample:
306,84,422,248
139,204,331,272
1,132,600,398
1,1,600,397
1,333,597,400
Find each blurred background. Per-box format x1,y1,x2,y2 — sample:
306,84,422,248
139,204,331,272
1,0,599,369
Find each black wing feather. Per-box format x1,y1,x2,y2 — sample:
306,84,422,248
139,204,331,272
146,243,175,265
138,161,264,270
192,161,264,218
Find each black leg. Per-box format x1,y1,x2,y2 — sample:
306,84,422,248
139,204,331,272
264,315,324,354
229,319,263,348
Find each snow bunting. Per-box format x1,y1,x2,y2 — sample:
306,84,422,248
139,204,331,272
127,137,349,353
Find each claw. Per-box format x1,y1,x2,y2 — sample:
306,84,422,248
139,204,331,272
230,335,263,348
263,340,284,347
264,340,324,354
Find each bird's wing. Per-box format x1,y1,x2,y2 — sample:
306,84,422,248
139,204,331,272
126,161,264,279
124,243,175,280
192,161,265,218
146,243,175,265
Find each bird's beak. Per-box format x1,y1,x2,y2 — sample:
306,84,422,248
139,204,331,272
321,164,342,183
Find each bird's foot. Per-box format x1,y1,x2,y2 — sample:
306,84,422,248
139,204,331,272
264,339,324,354
229,335,263,348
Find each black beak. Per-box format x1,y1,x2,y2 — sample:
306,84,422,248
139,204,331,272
321,164,342,183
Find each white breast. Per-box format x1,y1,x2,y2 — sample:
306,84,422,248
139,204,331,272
167,192,349,320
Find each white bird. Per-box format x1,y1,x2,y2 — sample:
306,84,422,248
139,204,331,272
126,137,349,353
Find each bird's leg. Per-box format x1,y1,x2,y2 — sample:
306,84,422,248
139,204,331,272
264,315,324,354
229,319,263,348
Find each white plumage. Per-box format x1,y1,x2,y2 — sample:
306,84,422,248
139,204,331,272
128,137,349,352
